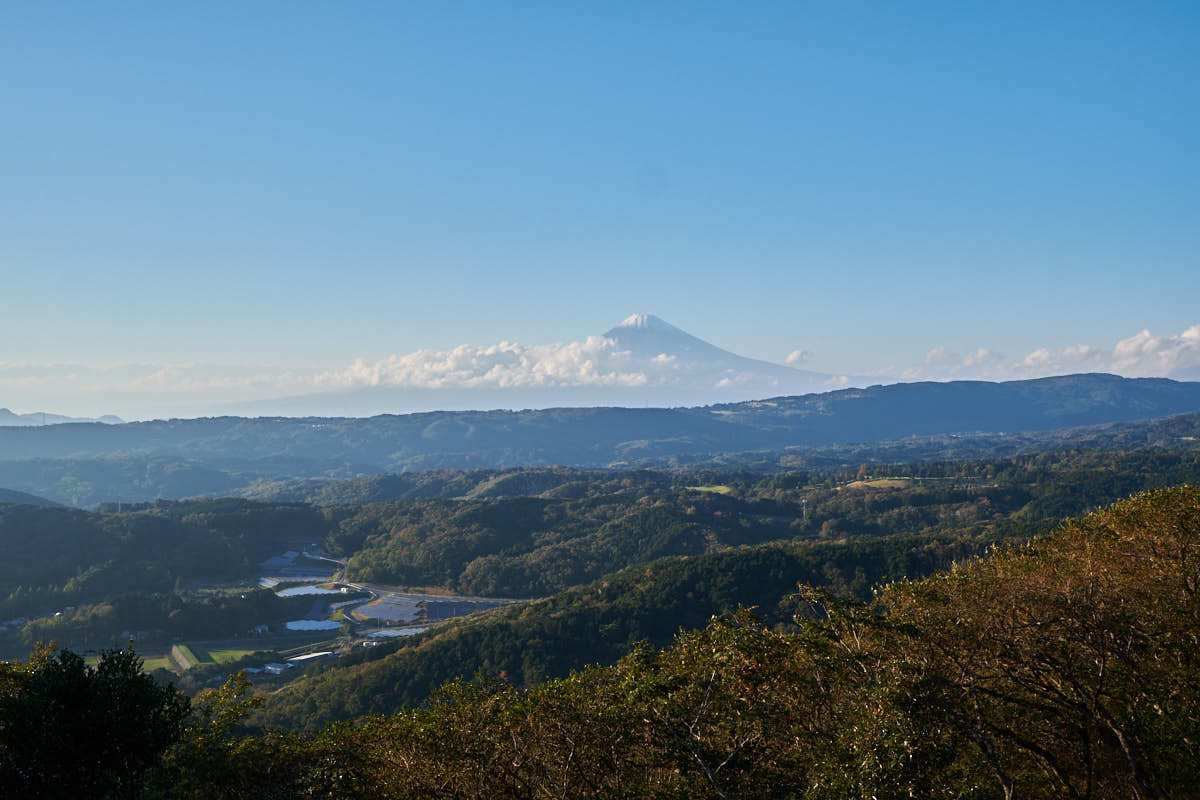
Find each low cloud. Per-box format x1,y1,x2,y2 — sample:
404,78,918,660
316,336,661,390
0,362,313,395
0,336,712,417
0,362,321,418
785,349,811,366
897,324,1200,382
6,323,1198,419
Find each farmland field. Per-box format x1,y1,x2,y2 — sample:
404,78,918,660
205,647,258,663
845,478,913,490
141,655,174,672
170,644,205,671
161,634,337,672
353,596,421,623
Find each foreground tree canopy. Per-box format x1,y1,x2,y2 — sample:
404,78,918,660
0,646,189,799
2,486,1198,798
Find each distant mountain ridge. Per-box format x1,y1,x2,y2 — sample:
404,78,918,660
0,408,123,427
2,373,1200,506
3,373,1199,469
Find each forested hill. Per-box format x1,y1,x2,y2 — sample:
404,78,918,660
251,487,1200,797
2,374,1198,474
251,533,998,730
6,488,1196,797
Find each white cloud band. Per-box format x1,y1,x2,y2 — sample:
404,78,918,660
3,323,1198,418
898,325,1200,381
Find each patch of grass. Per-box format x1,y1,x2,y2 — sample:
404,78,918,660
84,652,175,673
205,648,257,664
141,656,174,672
687,485,734,495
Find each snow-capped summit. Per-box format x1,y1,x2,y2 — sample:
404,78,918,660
605,314,741,361
600,313,849,395
614,313,679,331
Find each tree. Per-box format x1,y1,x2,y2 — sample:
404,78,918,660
0,645,190,799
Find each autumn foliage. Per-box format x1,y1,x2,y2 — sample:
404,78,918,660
4,487,1198,798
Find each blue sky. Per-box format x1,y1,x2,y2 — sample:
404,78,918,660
2,2,1198,417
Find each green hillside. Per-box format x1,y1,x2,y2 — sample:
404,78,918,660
251,532,998,730
207,487,1200,796
6,487,1195,798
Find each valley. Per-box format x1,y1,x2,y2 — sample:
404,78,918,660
4,380,1200,794
7,4,1195,794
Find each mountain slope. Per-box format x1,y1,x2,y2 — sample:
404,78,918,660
239,487,1200,797
0,488,59,507
252,532,996,730
604,313,829,380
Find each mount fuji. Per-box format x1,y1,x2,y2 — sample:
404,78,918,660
602,313,839,391
225,314,871,417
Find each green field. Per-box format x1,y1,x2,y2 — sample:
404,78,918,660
169,644,255,671
687,484,734,495
161,635,337,672
205,648,257,663
141,656,174,672
170,644,205,671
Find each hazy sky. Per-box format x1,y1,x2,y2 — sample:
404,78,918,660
2,2,1198,417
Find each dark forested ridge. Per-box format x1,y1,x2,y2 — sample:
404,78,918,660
4,488,1197,797
2,373,1200,506
0,499,325,646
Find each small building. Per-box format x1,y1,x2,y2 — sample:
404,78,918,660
263,662,295,676
286,651,335,665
